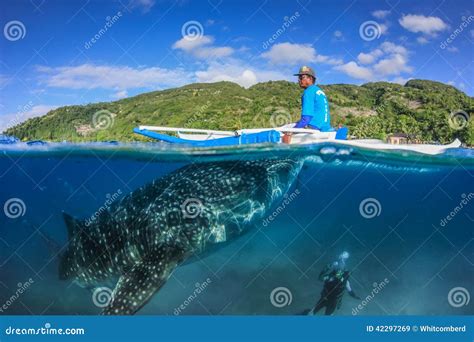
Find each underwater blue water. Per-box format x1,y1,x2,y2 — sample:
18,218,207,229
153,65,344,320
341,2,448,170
0,142,473,316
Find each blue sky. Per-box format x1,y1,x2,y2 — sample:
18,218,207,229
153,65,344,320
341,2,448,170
0,0,473,131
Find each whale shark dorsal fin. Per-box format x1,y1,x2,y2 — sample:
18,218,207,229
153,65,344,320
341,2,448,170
62,212,84,240
101,244,186,315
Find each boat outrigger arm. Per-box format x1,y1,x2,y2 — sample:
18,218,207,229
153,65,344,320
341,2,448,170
132,125,461,155
133,125,348,147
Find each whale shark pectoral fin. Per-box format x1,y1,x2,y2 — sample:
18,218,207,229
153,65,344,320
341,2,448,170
101,245,186,315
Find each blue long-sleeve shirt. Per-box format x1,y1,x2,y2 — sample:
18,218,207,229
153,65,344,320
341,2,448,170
294,84,331,131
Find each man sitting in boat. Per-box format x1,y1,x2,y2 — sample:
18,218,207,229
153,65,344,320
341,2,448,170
295,65,331,130
283,66,331,143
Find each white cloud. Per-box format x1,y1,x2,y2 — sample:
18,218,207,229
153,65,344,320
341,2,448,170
379,23,389,35
357,49,383,64
372,42,411,76
37,64,189,90
399,14,448,35
335,42,412,81
112,90,128,99
446,46,459,53
172,35,234,59
261,42,342,65
372,10,390,19
373,53,412,76
0,105,58,132
379,41,408,56
129,0,156,12
417,36,429,44
195,61,288,88
172,35,214,52
335,62,374,81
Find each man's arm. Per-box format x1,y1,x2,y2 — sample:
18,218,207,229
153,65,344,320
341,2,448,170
294,115,313,128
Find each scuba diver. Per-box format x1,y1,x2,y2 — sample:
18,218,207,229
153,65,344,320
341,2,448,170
307,251,360,315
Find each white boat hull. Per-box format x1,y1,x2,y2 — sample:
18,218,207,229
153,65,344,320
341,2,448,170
138,126,462,155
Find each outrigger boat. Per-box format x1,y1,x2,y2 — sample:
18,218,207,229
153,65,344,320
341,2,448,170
133,125,462,155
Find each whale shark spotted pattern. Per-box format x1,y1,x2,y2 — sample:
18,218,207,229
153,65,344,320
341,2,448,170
59,158,305,315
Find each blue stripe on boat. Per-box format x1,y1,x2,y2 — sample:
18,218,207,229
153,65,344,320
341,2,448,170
133,128,281,147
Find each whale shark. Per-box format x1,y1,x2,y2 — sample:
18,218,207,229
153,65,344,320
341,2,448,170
59,158,305,315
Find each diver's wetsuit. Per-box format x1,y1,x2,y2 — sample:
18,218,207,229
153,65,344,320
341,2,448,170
312,264,358,315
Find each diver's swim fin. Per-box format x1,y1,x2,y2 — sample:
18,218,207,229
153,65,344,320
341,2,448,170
101,244,186,315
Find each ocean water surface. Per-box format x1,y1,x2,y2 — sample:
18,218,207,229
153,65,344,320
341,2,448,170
0,141,473,316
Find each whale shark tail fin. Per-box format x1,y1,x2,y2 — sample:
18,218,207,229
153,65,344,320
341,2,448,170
102,244,187,315
62,212,85,240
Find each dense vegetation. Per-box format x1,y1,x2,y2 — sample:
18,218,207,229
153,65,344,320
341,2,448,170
5,79,473,145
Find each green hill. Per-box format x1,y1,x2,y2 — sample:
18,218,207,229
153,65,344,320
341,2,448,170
5,79,473,145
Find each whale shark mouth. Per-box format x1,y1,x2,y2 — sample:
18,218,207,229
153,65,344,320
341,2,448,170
60,157,307,315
